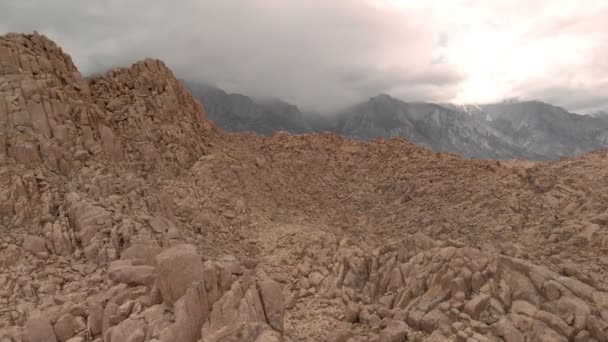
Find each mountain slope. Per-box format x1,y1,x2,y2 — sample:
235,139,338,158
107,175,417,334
333,94,542,159
476,101,608,159
589,110,608,118
184,81,312,134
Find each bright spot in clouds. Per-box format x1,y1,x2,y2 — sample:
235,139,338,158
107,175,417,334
368,0,608,111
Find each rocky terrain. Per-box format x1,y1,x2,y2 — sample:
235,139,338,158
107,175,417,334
2,32,608,342
185,82,608,161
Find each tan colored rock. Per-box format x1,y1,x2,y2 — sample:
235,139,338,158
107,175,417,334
158,281,209,342
511,300,538,317
464,293,490,319
587,316,606,342
0,245,20,268
495,317,524,342
22,235,47,254
101,302,119,336
534,310,572,338
120,244,161,266
65,337,85,342
155,244,205,304
258,277,284,332
28,99,51,138
574,330,590,342
106,319,145,342
67,200,109,244
201,279,283,342
53,313,80,342
201,261,223,306
342,256,368,289
51,223,73,257
420,309,448,333
22,314,58,342
379,320,409,342
501,268,540,305
108,260,156,286
327,329,354,342
343,301,359,323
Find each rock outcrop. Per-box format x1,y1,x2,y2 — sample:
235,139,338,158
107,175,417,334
89,59,218,175
282,233,608,341
1,32,117,167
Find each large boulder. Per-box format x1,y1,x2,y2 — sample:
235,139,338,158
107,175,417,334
155,244,206,304
200,278,284,342
257,277,285,332
22,235,47,254
158,281,209,342
108,260,156,286
86,299,105,337
53,313,82,342
379,320,410,342
105,318,146,342
22,314,58,342
120,244,161,266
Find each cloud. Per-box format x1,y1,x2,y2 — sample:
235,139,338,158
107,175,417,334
508,26,608,113
428,0,608,113
516,81,608,114
1,0,607,113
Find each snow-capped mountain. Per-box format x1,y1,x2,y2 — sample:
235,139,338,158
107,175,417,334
468,101,608,158
183,82,608,160
332,95,540,159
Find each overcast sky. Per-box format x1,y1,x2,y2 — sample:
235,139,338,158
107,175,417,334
1,0,607,113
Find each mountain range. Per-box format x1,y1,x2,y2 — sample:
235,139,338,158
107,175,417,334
185,81,608,160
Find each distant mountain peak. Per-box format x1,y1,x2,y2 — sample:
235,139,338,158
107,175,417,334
369,93,397,103
183,83,608,160
184,80,312,135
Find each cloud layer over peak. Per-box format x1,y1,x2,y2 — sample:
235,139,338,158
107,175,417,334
1,0,606,113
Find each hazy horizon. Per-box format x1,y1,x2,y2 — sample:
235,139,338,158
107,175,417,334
2,0,607,114
184,80,605,116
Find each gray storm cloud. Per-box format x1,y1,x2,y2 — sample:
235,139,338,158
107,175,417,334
1,0,607,113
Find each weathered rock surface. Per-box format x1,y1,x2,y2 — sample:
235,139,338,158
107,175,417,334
2,32,608,342
22,314,58,342
155,244,207,304
201,278,283,342
285,233,608,341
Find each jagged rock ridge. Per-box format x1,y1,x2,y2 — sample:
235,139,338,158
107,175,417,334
1,33,608,342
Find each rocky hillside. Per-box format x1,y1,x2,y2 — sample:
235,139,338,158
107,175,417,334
2,33,608,342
